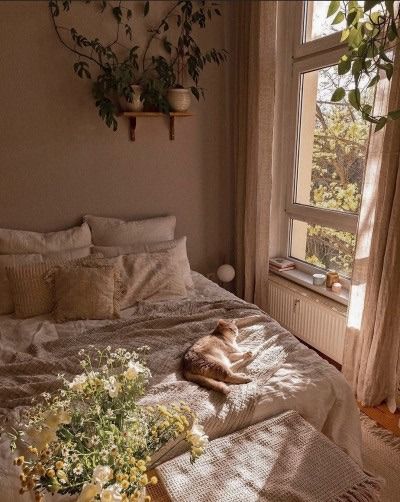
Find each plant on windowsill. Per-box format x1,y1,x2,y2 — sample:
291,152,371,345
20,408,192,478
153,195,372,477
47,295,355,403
48,0,227,127
327,0,400,131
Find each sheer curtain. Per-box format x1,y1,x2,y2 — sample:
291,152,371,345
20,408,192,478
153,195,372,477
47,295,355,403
233,1,277,307
343,44,400,409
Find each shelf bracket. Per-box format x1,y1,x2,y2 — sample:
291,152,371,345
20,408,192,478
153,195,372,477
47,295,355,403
169,115,175,141
129,117,137,141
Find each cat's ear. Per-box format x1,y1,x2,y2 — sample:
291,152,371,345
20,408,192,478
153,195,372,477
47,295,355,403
217,319,236,329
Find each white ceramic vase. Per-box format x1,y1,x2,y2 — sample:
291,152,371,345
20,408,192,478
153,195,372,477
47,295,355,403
120,84,144,112
167,88,191,112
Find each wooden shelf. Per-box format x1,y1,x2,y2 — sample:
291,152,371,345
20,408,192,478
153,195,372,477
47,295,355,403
122,112,193,141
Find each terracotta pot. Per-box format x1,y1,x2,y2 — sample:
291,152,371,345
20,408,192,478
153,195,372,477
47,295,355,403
167,88,191,112
119,84,144,112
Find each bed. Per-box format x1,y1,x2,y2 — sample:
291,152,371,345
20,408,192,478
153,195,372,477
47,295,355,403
0,270,362,501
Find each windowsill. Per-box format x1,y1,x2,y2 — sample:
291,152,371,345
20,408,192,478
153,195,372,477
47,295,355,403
270,268,349,306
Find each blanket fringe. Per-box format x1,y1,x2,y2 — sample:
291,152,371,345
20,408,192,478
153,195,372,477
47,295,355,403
334,477,383,502
360,412,400,452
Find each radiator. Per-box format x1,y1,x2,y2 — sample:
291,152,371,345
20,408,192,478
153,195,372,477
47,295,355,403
267,279,346,364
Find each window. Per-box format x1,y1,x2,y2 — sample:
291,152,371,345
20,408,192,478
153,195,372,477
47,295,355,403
283,1,375,280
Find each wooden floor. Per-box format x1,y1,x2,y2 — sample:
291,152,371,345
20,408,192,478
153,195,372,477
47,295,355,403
359,403,400,437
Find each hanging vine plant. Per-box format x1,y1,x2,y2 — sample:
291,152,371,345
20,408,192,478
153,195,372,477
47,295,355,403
327,0,400,131
49,0,227,130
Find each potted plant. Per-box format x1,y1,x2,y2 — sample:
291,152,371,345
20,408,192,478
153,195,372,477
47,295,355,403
143,1,228,113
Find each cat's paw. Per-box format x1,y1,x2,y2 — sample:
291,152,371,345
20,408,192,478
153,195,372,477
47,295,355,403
244,351,253,360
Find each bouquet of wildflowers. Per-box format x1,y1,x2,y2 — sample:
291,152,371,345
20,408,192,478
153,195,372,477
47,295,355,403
5,346,208,502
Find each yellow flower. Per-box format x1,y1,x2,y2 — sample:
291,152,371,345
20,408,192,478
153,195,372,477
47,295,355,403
55,460,64,469
150,476,158,485
46,469,56,478
121,479,129,489
140,474,148,486
144,496,151,502
28,446,38,455
14,456,25,466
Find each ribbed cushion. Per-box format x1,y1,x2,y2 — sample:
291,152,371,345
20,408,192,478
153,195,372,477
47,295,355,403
84,215,176,246
92,236,193,290
53,265,120,322
0,247,91,316
6,254,98,319
0,223,91,254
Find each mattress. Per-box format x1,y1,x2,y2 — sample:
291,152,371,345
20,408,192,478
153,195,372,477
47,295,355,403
0,272,362,501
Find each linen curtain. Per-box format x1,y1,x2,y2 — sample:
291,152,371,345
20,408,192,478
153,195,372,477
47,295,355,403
233,1,277,307
343,43,400,409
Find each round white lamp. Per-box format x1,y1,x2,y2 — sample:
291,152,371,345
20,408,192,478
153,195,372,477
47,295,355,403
217,264,235,284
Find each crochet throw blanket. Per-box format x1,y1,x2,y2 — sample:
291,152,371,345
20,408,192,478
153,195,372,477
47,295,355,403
155,410,382,502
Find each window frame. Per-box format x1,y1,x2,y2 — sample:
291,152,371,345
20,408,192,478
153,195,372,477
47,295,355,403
281,0,368,283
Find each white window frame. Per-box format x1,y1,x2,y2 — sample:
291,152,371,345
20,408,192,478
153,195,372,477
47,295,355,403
279,0,369,285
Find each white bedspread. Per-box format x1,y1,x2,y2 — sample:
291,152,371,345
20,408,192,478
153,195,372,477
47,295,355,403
0,273,361,501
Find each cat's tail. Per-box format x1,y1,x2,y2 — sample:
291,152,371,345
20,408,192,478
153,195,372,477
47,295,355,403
183,371,230,396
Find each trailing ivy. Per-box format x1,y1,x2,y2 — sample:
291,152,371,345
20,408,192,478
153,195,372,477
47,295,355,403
327,0,400,131
48,0,227,130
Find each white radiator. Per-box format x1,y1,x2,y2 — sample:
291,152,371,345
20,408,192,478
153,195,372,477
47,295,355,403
267,279,347,364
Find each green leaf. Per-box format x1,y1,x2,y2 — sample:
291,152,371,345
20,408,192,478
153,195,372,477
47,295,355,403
388,109,400,120
375,117,387,131
73,61,91,79
367,74,380,87
348,88,361,109
327,0,340,17
346,10,358,26
332,11,345,24
352,59,363,78
144,1,149,17
112,6,122,23
331,87,346,102
191,86,200,100
338,57,351,75
364,0,381,12
341,28,350,41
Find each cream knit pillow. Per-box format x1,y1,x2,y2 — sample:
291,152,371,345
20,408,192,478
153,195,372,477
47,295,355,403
6,254,98,319
0,247,92,315
53,265,120,322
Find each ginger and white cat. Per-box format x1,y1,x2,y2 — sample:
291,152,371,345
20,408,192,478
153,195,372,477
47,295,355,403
182,319,253,395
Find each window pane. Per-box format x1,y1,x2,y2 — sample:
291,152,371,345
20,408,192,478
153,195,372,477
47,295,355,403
295,65,372,214
290,219,356,277
304,1,345,41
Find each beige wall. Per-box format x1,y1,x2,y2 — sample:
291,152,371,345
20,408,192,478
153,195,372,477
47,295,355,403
0,1,233,274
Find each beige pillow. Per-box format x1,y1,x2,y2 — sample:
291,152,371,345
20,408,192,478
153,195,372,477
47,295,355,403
92,236,194,290
6,253,97,319
102,250,187,309
0,222,91,254
84,215,176,246
53,265,120,322
0,247,91,315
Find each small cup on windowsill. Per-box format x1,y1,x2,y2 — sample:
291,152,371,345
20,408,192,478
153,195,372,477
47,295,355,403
331,282,342,294
312,273,326,286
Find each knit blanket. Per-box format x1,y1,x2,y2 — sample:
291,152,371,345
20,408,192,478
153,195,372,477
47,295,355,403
155,410,382,502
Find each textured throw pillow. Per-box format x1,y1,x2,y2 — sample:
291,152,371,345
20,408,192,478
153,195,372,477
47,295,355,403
53,265,120,322
92,236,194,290
0,247,91,316
102,250,187,309
0,222,91,254
84,215,176,246
6,254,97,318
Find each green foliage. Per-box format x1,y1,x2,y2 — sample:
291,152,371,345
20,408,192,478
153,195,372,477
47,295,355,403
327,0,400,131
49,0,227,130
